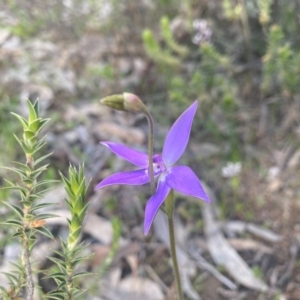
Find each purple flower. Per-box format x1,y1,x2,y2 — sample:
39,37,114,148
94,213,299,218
95,101,210,234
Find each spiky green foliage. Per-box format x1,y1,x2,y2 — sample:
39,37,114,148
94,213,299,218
142,14,239,160
142,16,189,67
262,25,300,95
258,0,272,25
160,16,188,57
167,41,235,114
142,15,235,111
142,28,181,68
222,0,242,21
11,100,50,157
0,260,26,300
0,99,54,299
46,165,89,300
46,241,91,300
60,165,89,252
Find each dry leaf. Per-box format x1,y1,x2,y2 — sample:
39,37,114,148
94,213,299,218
223,220,282,243
115,275,164,300
102,269,164,300
202,184,268,292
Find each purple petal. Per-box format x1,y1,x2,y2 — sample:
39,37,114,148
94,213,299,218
166,165,210,202
144,178,171,235
95,169,149,190
162,101,198,166
101,141,148,167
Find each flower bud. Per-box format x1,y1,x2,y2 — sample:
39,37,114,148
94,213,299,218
100,93,147,114
123,92,147,113
100,94,125,111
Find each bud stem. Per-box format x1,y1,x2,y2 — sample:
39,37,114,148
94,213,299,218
144,111,155,194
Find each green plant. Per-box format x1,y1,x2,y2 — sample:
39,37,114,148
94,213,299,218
0,99,54,299
0,100,91,300
262,25,300,95
252,265,264,280
46,165,90,300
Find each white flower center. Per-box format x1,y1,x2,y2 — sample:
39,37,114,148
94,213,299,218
152,154,166,175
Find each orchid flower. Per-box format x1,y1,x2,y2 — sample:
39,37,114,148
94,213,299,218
95,101,210,234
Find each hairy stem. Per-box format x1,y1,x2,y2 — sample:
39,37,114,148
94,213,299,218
165,190,183,300
23,237,34,300
168,216,183,300
145,111,155,194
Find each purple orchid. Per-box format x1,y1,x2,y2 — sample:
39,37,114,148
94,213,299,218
95,101,210,234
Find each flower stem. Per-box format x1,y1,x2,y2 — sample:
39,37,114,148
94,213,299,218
145,111,155,194
165,190,183,300
168,217,183,300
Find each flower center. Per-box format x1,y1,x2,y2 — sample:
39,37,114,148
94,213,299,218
152,154,166,174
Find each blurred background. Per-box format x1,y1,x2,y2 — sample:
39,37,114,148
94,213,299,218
0,0,300,299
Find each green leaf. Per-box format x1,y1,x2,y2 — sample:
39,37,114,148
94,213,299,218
27,99,38,123
36,213,57,219
31,179,58,189
56,279,67,290
1,181,27,194
65,188,75,202
72,271,91,279
11,112,28,129
24,129,36,140
46,272,66,280
3,202,24,218
0,286,9,295
48,257,67,272
9,260,25,271
12,231,24,238
78,202,89,220
46,291,67,300
29,118,41,131
36,118,50,133
30,171,43,180
60,173,71,190
23,178,33,186
76,179,86,200
0,166,27,178
71,253,93,265
12,133,23,147
71,287,87,299
12,161,31,171
2,219,23,228
70,217,81,232
2,272,19,284
51,248,65,258
31,164,49,175
22,195,39,204
29,202,55,212
35,226,54,239
33,99,39,115
30,140,47,155
34,152,53,166
34,186,57,198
